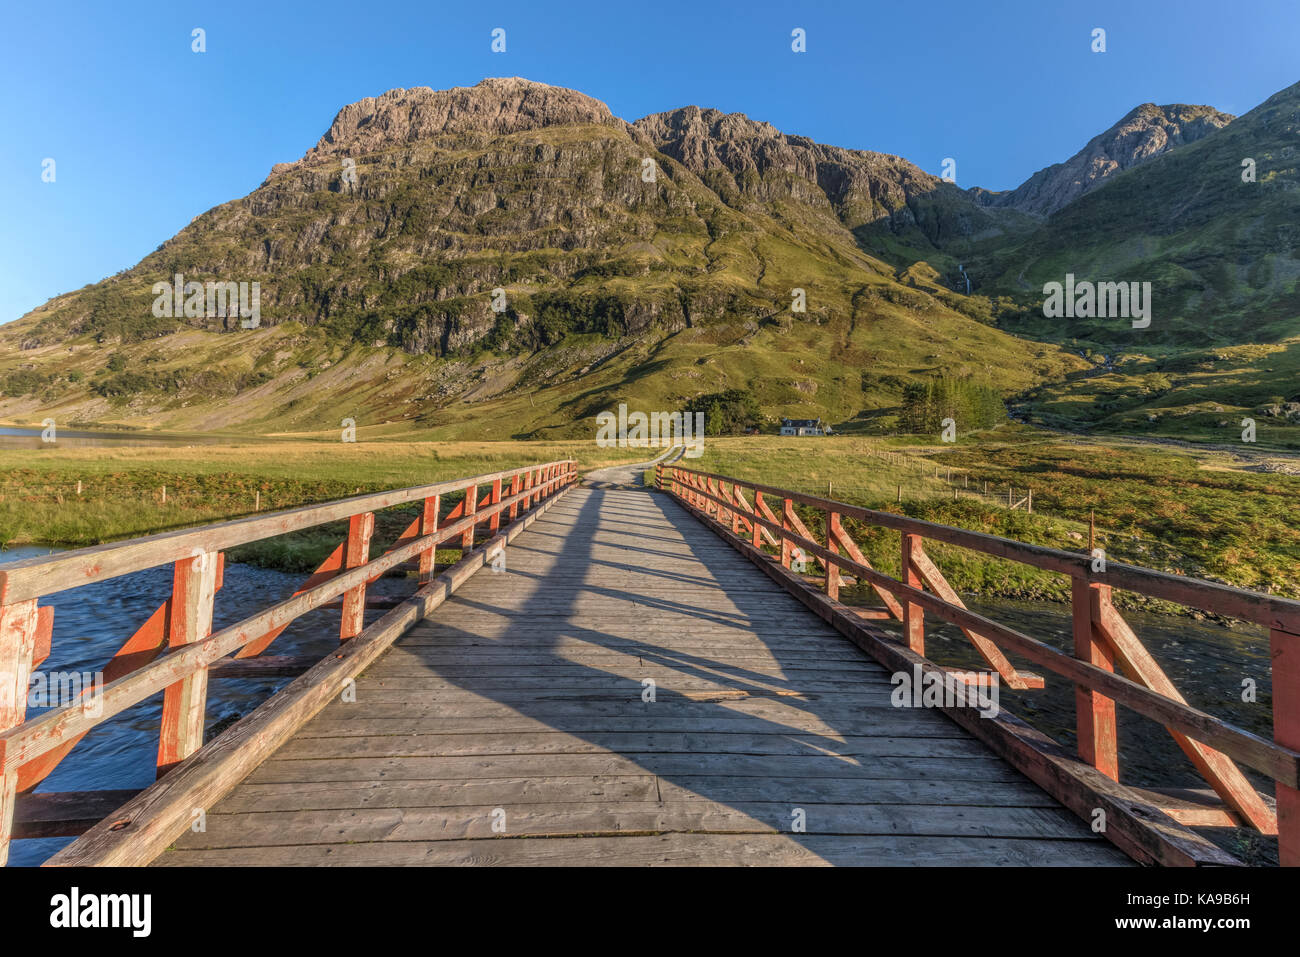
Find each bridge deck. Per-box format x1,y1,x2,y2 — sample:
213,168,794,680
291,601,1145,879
157,468,1130,866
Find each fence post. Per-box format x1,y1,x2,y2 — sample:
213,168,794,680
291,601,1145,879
1072,577,1118,780
901,533,925,654
0,599,40,865
1272,627,1300,866
751,490,764,548
339,512,375,641
157,550,219,777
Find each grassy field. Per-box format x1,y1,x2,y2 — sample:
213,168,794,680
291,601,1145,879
3,431,1295,615
0,438,652,564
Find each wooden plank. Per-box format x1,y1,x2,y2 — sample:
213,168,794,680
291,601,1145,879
271,733,982,764
281,730,987,759
154,832,1131,867
13,789,142,839
170,802,1100,850
209,655,318,679
206,774,1065,814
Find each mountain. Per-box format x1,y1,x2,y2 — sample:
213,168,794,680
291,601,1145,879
965,82,1300,440
0,78,1081,438
1,77,1295,447
971,103,1234,217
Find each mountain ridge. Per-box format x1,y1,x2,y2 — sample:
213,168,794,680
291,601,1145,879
1,76,1293,446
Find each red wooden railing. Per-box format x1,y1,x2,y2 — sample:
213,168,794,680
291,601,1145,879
659,463,1300,866
0,459,576,864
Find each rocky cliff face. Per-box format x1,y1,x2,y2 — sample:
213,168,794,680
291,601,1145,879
273,78,627,176
633,105,1012,245
974,103,1234,217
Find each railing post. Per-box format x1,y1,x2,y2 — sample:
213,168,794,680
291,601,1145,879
157,550,219,777
1271,627,1300,866
508,472,521,521
488,478,503,534
461,483,479,551
418,494,440,585
781,499,795,568
0,598,39,865
1073,576,1118,780
751,490,764,548
826,511,842,601
525,469,536,509
731,486,743,536
901,533,925,654
339,512,375,641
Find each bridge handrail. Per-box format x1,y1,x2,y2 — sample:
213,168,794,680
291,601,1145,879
663,466,1300,632
659,463,1300,865
0,459,577,865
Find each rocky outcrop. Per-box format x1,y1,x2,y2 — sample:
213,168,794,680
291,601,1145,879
974,103,1234,217
275,78,626,174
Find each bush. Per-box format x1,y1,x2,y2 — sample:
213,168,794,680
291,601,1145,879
684,389,762,435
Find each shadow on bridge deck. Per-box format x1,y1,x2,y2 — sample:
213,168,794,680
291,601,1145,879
156,463,1131,866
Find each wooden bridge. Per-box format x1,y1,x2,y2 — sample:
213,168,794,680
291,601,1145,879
1,455,1297,866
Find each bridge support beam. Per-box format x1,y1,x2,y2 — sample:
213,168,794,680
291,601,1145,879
1072,577,1118,781
339,513,375,641
461,484,478,552
157,551,219,778
826,512,842,601
488,479,503,534
901,533,925,655
417,495,440,586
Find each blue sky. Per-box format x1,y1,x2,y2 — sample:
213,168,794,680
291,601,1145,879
2,0,1296,325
